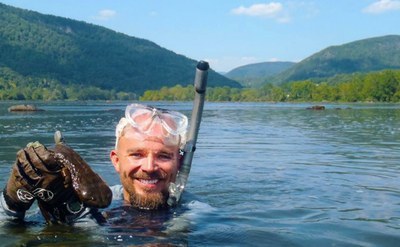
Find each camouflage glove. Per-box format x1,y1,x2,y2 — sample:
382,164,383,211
3,132,112,223
3,147,36,217
3,141,72,219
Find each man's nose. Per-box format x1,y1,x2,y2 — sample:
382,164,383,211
141,154,158,172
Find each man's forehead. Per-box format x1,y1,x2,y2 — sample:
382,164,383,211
120,126,179,149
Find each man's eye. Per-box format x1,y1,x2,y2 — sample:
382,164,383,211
158,153,173,161
129,152,144,159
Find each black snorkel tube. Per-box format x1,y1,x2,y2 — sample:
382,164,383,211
167,60,209,207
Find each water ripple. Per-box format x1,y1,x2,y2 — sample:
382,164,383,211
1,102,400,246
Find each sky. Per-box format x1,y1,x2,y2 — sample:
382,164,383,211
1,0,399,72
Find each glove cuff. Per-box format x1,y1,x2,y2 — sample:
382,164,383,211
3,186,34,213
0,190,26,217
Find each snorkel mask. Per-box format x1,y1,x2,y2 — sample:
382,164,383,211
115,104,188,148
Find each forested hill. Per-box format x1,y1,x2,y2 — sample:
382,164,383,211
225,61,295,87
0,3,240,95
271,35,400,84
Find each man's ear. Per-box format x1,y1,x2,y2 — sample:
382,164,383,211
110,150,120,173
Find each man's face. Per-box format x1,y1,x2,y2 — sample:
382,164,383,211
110,125,180,209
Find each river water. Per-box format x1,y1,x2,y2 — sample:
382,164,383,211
0,101,399,246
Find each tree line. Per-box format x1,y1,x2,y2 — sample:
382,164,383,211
1,69,400,102
0,68,135,101
140,70,400,102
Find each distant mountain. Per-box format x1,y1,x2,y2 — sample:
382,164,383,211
0,3,240,95
271,35,400,84
225,61,295,87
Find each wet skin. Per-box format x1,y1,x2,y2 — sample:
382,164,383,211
110,125,180,207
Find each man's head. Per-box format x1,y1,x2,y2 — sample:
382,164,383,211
110,104,188,210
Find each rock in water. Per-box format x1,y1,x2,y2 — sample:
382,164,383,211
8,104,44,112
306,105,325,110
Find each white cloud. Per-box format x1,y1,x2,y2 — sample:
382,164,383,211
231,2,290,22
230,2,320,23
231,2,283,17
94,9,117,20
363,0,400,14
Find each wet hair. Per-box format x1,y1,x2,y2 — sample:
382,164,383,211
114,117,187,149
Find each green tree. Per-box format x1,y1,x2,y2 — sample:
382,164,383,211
289,80,316,101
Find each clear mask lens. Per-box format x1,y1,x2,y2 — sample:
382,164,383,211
125,104,188,138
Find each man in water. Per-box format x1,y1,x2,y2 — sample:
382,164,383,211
110,103,188,210
0,103,189,223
